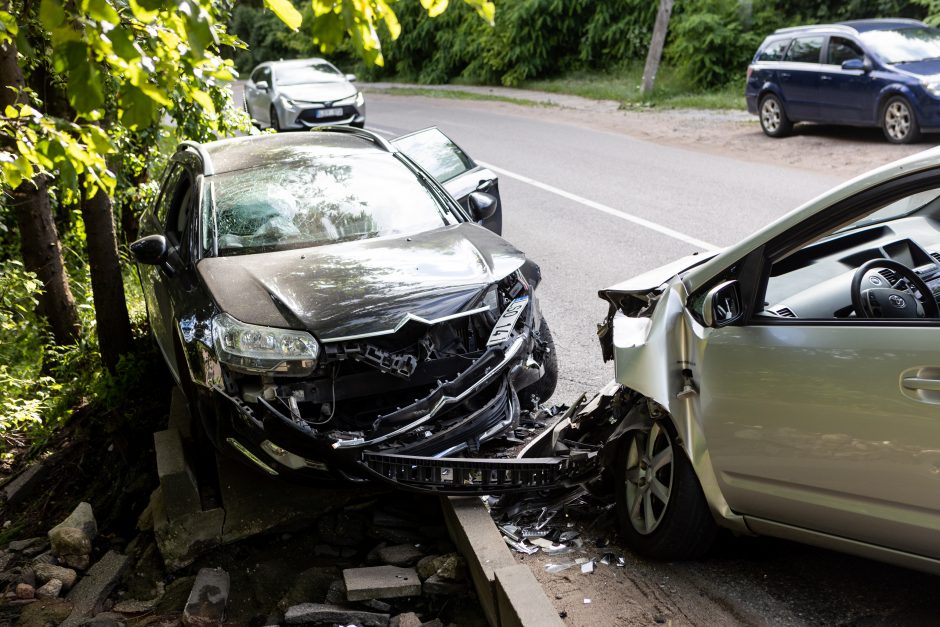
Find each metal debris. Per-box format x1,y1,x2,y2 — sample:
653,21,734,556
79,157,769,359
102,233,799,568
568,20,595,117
580,560,594,574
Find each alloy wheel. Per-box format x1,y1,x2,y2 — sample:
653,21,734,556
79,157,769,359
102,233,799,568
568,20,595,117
624,422,675,535
884,101,912,141
761,98,782,132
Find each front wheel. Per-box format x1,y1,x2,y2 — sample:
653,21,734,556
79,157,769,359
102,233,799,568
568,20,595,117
270,105,281,132
759,93,792,138
615,419,717,560
882,96,921,144
519,318,557,409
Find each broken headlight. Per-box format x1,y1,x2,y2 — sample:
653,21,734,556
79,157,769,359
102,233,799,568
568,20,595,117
212,313,319,376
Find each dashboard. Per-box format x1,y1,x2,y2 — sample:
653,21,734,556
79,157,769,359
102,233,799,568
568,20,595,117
761,215,940,319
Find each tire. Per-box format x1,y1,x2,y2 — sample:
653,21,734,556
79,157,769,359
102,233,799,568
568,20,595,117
519,318,558,409
759,93,792,138
614,418,717,560
881,96,921,144
270,105,281,132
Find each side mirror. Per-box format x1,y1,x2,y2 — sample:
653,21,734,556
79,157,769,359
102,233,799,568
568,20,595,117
131,234,176,276
467,192,498,222
345,73,357,82
702,280,744,328
255,80,269,91
841,58,868,72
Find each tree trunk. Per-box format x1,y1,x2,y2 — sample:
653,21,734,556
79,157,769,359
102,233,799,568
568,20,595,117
0,31,81,345
641,0,674,96
81,185,133,372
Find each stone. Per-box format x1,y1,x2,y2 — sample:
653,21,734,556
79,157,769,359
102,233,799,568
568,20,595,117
150,488,223,572
154,429,201,520
181,567,229,627
35,563,78,591
9,537,46,553
377,544,423,567
16,583,35,599
359,599,392,613
316,511,368,547
390,612,422,627
49,528,92,565
323,579,347,605
284,603,389,626
32,551,58,566
313,544,356,559
422,575,467,597
275,566,340,611
62,551,130,627
112,599,156,614
343,565,421,601
36,578,63,599
61,553,91,571
434,554,466,581
416,555,441,581
16,598,73,626
81,611,125,626
153,575,195,614
1,461,50,508
51,502,98,542
14,566,36,586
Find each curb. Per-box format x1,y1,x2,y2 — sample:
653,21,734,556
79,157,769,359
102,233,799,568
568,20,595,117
441,496,564,627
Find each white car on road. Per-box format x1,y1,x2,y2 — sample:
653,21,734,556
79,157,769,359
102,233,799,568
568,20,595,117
243,58,365,131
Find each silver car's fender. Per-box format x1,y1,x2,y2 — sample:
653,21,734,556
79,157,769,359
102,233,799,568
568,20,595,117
610,277,749,533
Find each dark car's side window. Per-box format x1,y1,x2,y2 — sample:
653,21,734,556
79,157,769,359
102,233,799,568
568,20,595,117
828,37,864,65
758,39,791,62
163,170,195,260
154,165,184,226
785,36,823,63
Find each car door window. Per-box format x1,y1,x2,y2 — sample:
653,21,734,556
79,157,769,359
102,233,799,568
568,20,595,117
785,36,823,63
758,39,790,61
163,170,195,261
153,165,184,226
828,37,864,65
393,128,475,184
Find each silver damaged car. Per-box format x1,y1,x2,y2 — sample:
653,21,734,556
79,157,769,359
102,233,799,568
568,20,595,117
594,148,940,574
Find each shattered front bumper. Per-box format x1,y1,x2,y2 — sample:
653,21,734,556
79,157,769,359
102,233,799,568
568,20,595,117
211,300,597,494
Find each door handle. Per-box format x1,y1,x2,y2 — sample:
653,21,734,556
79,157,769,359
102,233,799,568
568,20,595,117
780,72,791,78
820,75,833,81
902,377,940,392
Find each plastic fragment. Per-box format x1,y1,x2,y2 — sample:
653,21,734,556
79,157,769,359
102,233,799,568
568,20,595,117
503,537,538,555
544,560,578,573
581,560,594,574
584,598,592,604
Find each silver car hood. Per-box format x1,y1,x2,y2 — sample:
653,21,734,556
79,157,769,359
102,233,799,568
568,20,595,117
278,82,356,104
601,251,718,297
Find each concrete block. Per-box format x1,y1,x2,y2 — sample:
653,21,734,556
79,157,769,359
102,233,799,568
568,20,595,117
494,564,565,627
343,565,421,601
1,461,50,507
151,488,224,572
168,386,193,442
441,496,516,627
284,603,389,626
182,567,230,626
62,550,130,626
154,429,201,519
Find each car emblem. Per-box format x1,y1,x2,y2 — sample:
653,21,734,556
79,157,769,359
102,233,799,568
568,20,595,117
888,294,907,308
869,275,883,286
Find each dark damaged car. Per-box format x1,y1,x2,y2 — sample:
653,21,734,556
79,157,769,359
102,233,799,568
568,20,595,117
131,127,560,491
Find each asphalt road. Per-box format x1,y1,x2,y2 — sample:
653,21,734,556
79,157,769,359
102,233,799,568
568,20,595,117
365,94,940,625
366,95,841,404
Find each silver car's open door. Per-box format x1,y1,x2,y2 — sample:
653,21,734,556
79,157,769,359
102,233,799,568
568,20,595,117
392,127,502,234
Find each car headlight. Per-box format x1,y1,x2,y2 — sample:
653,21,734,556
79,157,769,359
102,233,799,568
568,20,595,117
923,80,940,97
480,285,499,312
355,91,364,107
212,313,319,376
334,92,364,107
280,96,297,109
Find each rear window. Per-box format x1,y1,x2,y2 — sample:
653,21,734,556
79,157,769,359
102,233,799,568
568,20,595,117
785,36,823,63
758,39,790,61
209,150,455,255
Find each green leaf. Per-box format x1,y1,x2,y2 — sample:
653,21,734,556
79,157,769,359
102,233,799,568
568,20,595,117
38,0,65,29
190,89,215,116
264,0,302,30
421,0,449,18
83,0,119,24
119,85,156,129
108,26,140,61
62,42,104,114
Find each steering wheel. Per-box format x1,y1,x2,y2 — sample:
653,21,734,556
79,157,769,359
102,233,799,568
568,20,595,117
851,258,940,318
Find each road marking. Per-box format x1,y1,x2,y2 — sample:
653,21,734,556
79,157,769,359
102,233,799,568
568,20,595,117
369,125,719,251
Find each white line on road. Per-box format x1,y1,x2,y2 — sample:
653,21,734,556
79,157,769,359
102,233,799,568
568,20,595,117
368,125,719,251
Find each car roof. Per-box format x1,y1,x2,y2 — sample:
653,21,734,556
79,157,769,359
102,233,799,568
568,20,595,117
180,130,393,176
773,18,926,36
256,58,332,69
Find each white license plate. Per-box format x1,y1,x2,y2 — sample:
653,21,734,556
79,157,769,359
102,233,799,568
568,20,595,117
316,107,343,118
487,296,529,347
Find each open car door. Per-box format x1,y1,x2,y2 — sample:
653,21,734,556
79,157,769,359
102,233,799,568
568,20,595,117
393,127,502,234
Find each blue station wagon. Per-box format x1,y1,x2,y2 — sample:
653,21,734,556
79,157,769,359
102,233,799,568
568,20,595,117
746,19,940,143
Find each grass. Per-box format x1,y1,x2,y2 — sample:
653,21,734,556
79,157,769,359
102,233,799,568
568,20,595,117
377,87,546,107
521,64,746,111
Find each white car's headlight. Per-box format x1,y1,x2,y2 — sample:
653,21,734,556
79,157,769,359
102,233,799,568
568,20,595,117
335,92,363,107
212,313,319,376
280,96,297,109
923,80,940,97
355,91,365,107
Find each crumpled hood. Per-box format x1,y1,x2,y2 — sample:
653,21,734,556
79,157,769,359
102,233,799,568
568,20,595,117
197,223,527,341
601,250,719,297
278,82,356,104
